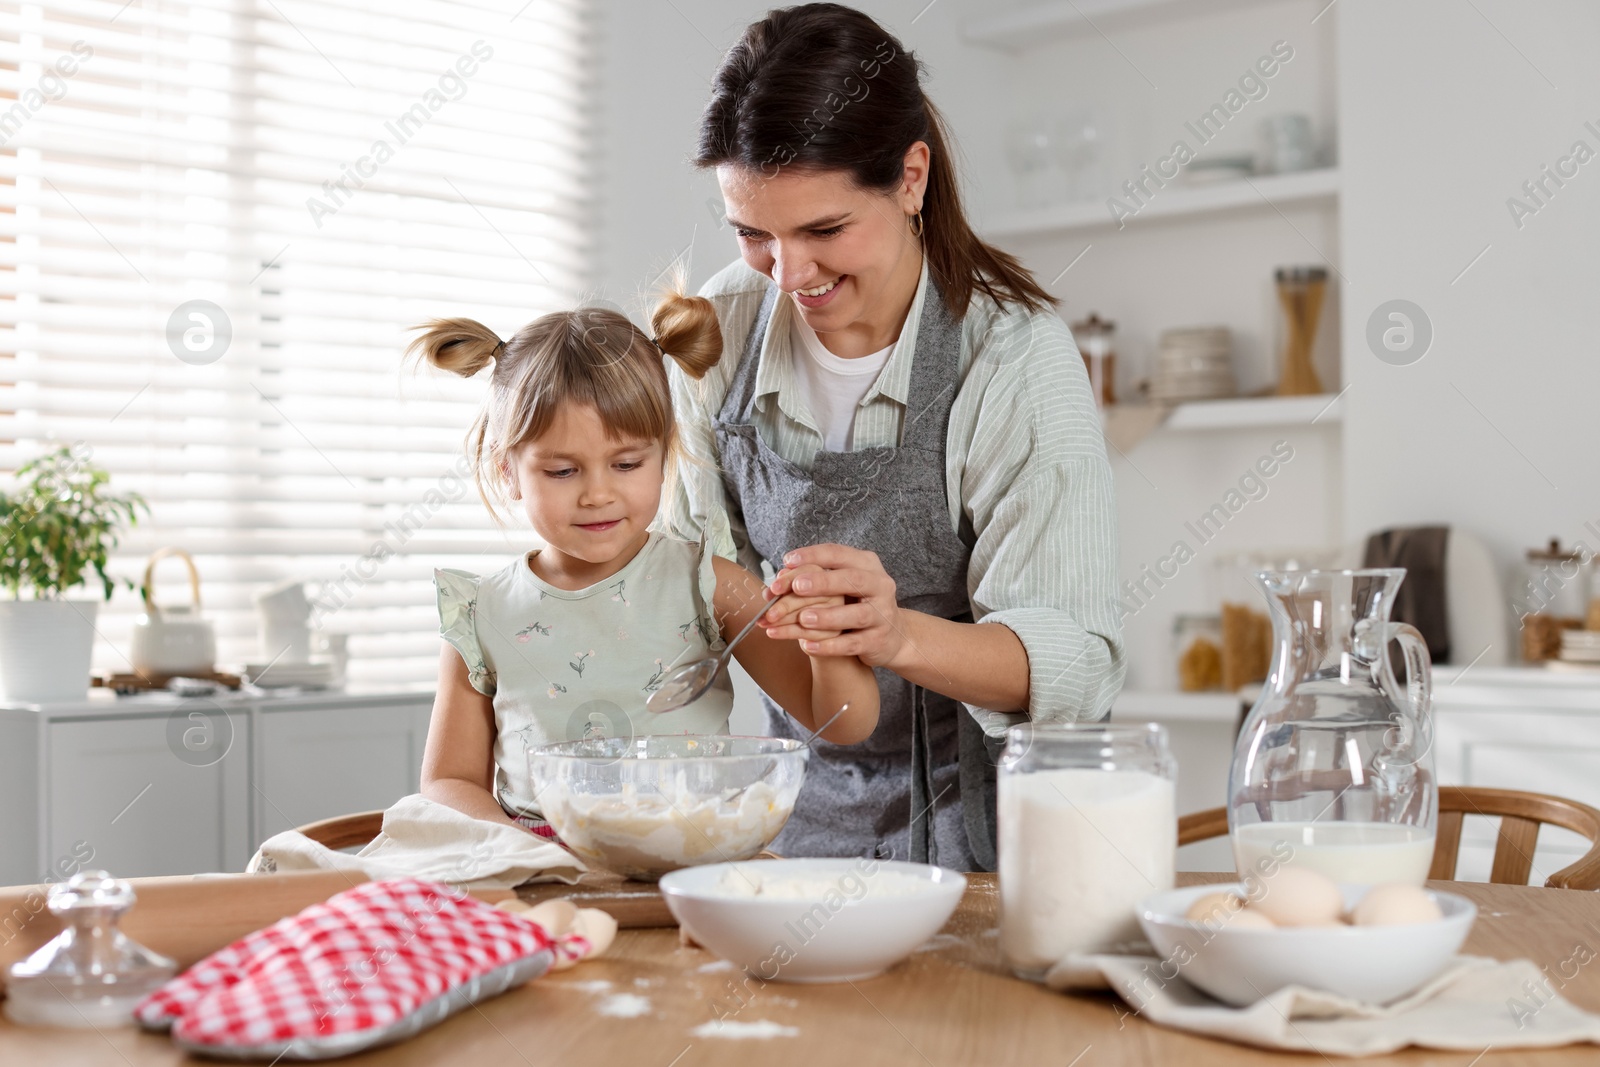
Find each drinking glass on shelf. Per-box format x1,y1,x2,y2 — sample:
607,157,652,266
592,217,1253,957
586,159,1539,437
1054,109,1106,201
1005,119,1062,209
1256,113,1317,174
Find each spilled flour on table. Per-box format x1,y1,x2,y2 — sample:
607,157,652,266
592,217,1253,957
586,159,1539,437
916,934,966,954
597,993,652,1018
566,979,613,993
697,960,737,974
690,1019,799,1040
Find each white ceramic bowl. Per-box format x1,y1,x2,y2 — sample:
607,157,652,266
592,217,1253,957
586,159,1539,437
659,858,966,983
1138,882,1477,1007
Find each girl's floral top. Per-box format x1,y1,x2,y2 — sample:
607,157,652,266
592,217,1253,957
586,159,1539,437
434,533,730,816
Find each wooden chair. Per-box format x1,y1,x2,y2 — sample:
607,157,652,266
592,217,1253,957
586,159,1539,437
1177,786,1600,891
293,810,385,852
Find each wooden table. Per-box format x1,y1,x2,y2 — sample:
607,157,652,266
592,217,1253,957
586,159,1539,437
4,873,1600,1065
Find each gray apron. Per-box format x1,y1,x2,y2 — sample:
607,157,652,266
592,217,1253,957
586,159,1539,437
711,278,999,871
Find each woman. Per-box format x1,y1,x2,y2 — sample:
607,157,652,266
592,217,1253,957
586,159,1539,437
661,2,1124,871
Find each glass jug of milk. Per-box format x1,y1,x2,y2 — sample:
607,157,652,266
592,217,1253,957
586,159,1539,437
1229,568,1436,886
998,723,1176,981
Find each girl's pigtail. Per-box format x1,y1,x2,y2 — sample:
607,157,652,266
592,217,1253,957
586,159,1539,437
650,268,722,380
406,317,504,377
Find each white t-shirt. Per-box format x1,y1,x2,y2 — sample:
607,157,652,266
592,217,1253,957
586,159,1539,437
789,314,895,452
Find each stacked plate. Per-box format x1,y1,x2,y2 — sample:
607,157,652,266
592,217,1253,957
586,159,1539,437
1178,155,1254,186
245,660,337,689
1150,326,1236,403
1558,630,1600,666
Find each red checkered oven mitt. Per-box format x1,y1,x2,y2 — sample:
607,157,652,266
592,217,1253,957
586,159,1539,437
135,878,593,1060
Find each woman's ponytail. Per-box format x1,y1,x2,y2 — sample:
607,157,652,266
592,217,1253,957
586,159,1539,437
650,267,723,380
405,317,504,377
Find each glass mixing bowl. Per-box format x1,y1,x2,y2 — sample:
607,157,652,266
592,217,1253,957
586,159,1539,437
526,735,808,881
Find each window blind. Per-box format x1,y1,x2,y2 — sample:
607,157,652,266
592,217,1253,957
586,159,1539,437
0,0,594,687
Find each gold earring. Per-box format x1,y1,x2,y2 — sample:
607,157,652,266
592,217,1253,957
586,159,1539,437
909,210,924,237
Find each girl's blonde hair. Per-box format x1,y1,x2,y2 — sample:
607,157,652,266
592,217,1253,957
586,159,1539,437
407,280,722,520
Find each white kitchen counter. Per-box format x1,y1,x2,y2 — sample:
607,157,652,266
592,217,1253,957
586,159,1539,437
0,682,437,719
0,686,436,886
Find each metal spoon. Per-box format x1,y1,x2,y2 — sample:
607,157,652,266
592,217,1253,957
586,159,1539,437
723,703,852,804
646,602,773,714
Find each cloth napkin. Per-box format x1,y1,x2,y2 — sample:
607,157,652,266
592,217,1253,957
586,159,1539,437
1047,953,1600,1057
246,793,586,890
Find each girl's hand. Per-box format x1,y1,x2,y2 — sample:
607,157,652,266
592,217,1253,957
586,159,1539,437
762,544,905,668
759,562,844,643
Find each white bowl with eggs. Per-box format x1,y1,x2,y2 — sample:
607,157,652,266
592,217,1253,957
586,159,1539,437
1138,877,1477,1007
659,858,966,983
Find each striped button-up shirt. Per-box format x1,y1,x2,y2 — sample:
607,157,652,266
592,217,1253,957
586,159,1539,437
657,256,1125,736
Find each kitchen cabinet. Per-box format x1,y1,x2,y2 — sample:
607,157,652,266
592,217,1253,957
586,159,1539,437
47,712,249,882
0,688,435,886
254,701,433,839
1431,667,1600,884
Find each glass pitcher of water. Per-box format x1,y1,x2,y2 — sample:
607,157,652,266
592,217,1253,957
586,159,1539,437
1228,568,1436,885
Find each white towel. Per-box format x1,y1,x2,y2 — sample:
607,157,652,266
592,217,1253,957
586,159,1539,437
1047,953,1600,1056
246,794,586,891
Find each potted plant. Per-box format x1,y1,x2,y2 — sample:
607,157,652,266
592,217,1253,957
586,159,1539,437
0,445,147,701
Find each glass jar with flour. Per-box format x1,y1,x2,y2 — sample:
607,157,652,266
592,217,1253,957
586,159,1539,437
998,723,1177,981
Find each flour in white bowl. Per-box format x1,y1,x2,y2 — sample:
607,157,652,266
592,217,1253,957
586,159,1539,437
710,865,933,900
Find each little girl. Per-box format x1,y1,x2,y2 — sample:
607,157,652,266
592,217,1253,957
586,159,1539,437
410,286,881,837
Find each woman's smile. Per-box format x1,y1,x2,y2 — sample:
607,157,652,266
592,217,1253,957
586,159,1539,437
793,275,847,309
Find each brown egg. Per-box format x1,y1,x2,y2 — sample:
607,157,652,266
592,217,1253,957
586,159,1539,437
1185,891,1244,924
1353,883,1442,926
1252,867,1344,927
1227,908,1277,930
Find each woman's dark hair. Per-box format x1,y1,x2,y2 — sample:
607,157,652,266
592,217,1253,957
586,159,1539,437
696,2,1056,319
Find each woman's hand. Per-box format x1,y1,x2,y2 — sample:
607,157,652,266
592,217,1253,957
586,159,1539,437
758,562,844,644
762,544,905,668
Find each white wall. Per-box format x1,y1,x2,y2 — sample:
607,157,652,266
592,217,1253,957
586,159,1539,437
1338,0,1600,613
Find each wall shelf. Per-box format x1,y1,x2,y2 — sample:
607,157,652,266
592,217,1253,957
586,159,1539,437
1162,392,1344,430
985,167,1340,241
1104,393,1344,448
963,0,1281,51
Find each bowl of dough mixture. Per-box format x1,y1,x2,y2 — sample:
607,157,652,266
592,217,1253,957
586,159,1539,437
527,734,807,880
